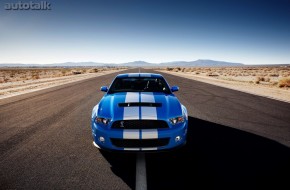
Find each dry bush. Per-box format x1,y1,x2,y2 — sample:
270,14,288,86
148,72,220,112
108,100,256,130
264,77,271,82
256,76,265,82
207,72,219,77
173,67,181,72
278,77,290,88
166,67,173,71
89,68,99,73
282,73,290,77
72,71,82,75
271,81,278,86
255,76,265,84
269,73,279,77
32,72,40,79
61,69,67,76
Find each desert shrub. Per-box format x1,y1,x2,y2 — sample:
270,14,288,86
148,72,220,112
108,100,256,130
256,76,265,82
176,67,181,71
264,77,271,82
32,72,40,79
4,77,9,82
207,72,219,77
271,81,278,86
166,67,173,71
61,70,67,76
278,77,290,87
173,67,181,72
72,71,82,75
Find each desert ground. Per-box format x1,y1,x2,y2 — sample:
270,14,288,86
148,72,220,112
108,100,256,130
0,67,127,99
1,66,290,103
157,66,290,103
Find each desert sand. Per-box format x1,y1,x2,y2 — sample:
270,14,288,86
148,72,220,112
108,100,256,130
157,67,290,103
0,67,126,99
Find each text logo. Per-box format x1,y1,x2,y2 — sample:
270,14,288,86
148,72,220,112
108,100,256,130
4,1,51,10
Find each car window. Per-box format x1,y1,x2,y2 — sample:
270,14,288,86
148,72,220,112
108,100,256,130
108,77,171,94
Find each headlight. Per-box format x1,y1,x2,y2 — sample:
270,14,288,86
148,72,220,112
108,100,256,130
95,117,111,125
169,116,184,125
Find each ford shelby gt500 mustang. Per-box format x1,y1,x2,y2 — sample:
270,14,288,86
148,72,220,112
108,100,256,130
91,73,188,151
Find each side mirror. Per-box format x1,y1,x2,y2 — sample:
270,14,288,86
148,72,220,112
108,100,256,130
100,86,108,92
171,86,179,92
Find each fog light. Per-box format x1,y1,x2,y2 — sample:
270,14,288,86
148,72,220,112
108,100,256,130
175,136,181,142
99,136,105,143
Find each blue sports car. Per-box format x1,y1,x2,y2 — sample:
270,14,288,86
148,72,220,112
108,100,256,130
91,73,188,151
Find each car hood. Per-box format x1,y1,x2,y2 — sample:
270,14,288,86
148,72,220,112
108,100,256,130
97,92,183,121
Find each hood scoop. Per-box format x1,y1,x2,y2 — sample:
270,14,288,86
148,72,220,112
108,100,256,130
119,102,162,107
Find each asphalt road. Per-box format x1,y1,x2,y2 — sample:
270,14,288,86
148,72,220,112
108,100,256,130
0,68,290,190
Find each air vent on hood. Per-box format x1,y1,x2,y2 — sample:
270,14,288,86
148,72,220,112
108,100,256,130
118,102,162,107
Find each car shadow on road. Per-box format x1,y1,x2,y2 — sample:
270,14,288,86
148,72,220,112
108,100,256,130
100,150,136,189
146,116,290,190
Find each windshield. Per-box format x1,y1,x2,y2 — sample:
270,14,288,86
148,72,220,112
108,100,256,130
108,77,171,94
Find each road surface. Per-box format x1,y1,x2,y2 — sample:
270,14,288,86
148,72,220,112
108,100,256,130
1,68,289,190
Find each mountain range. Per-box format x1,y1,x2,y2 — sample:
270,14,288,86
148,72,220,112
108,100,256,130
0,59,244,67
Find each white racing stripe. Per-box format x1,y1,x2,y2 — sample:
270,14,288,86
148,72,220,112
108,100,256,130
141,147,157,151
140,92,155,102
140,107,157,120
124,148,140,151
123,130,140,139
125,92,139,102
141,129,158,139
141,92,157,120
140,73,151,77
123,107,139,119
128,73,139,77
124,92,139,119
136,153,147,190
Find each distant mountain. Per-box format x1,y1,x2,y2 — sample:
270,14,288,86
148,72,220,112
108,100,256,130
0,59,244,67
0,63,41,67
50,62,105,67
119,61,155,67
160,59,244,67
0,62,106,67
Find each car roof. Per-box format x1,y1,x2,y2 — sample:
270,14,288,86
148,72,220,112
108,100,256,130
116,73,163,78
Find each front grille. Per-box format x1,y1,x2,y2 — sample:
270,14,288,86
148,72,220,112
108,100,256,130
111,138,170,148
111,120,169,129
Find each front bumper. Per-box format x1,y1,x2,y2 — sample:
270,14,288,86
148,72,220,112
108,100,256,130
91,121,187,151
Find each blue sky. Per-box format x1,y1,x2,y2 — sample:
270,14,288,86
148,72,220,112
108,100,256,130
0,0,290,65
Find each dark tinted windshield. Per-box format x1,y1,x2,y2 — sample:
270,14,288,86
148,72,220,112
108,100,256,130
108,77,171,94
